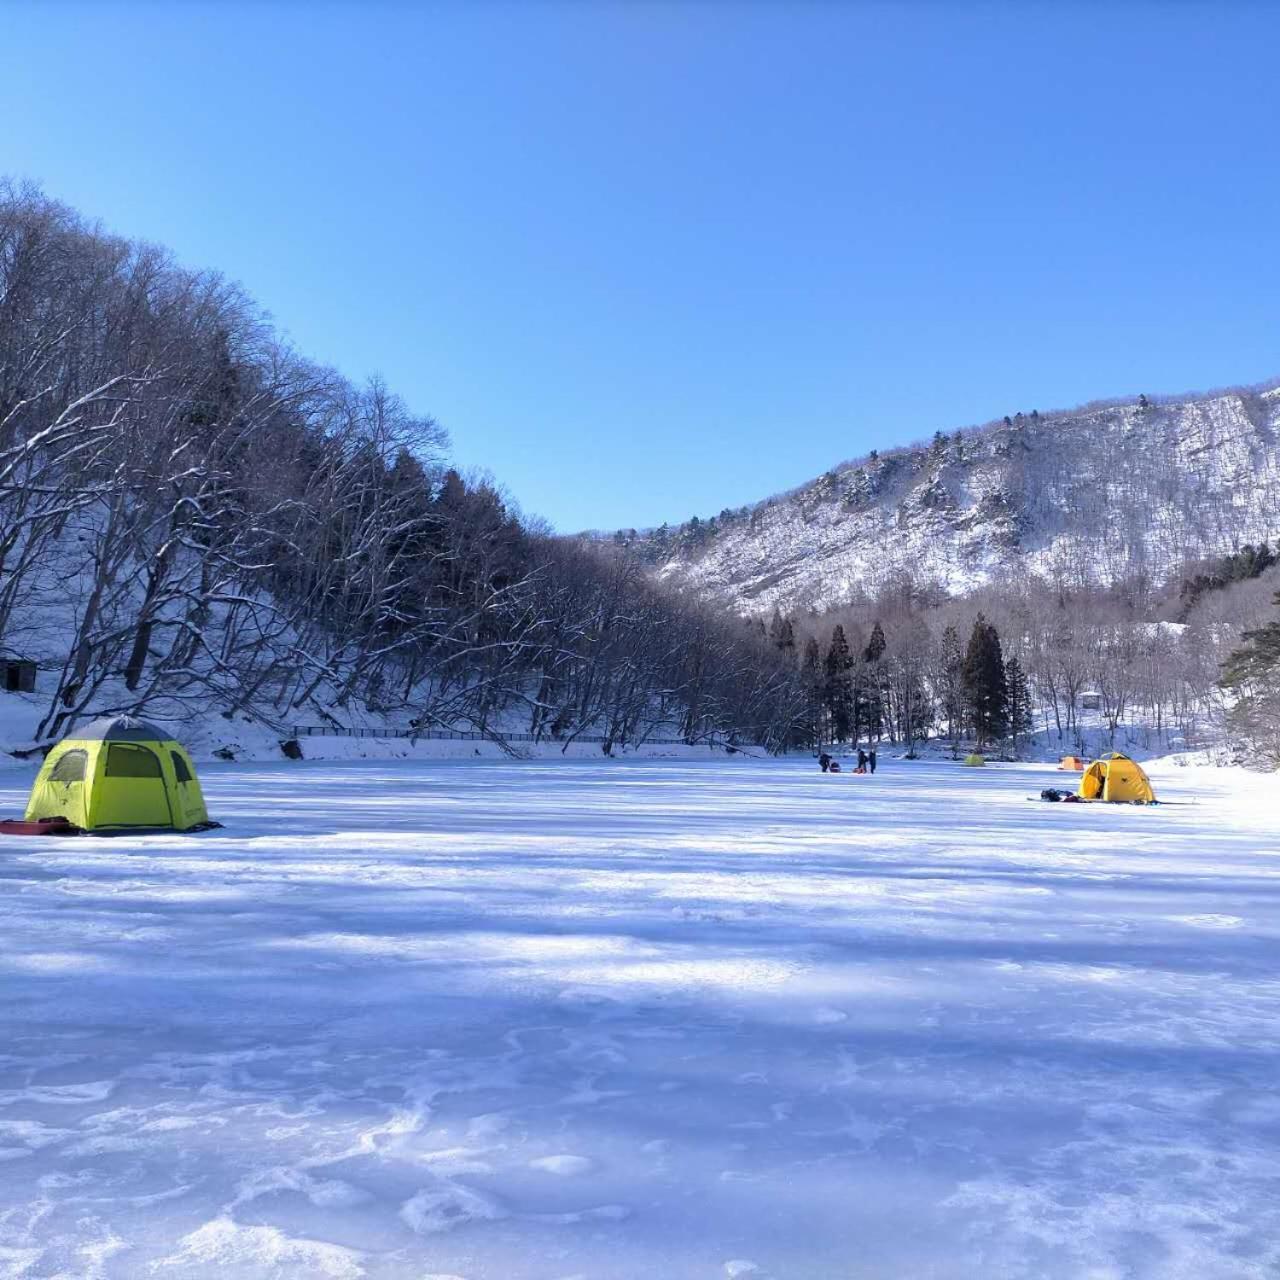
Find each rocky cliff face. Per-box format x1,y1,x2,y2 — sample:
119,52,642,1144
641,386,1280,614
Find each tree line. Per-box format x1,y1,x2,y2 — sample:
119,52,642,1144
0,183,807,753
763,555,1280,763
774,609,1030,757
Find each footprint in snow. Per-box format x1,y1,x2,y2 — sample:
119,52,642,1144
725,1262,761,1277
530,1154,594,1176
400,1183,506,1235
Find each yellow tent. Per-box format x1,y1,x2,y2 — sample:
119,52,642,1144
24,716,212,832
1077,752,1156,804
1058,755,1087,771
963,753,985,766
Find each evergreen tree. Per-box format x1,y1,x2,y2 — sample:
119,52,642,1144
1220,592,1280,764
1006,655,1035,754
824,625,854,743
864,620,886,664
962,614,1009,751
802,635,823,745
939,624,964,758
436,468,467,509
1222,594,1280,685
861,620,887,742
776,618,795,654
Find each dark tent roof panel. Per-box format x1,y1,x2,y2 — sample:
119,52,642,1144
71,715,171,742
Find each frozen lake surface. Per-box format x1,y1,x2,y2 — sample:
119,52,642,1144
0,755,1277,1279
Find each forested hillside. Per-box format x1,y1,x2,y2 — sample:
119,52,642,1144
606,368,1280,767
749,550,1280,770
635,388,1280,613
0,184,805,754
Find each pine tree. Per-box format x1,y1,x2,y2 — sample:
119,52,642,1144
1006,655,1035,754
824,625,854,743
776,617,795,654
939,624,964,758
864,620,886,664
768,608,795,654
962,614,1009,751
802,636,823,745
1220,591,1280,764
436,469,467,508
1222,594,1280,685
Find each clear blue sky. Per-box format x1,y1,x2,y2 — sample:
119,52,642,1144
2,2,1278,532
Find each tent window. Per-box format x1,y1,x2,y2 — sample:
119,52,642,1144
48,749,87,783
105,743,163,778
171,751,193,783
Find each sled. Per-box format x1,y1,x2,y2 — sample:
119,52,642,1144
0,816,81,836
0,816,222,837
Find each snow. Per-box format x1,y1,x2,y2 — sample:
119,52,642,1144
658,390,1280,612
0,755,1277,1278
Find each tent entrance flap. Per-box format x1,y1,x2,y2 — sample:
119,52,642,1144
91,743,174,828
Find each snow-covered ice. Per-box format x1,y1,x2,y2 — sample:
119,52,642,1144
0,755,1277,1278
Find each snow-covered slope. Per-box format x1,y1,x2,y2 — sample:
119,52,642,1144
647,385,1280,613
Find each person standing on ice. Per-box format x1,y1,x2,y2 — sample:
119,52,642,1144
869,747,877,774
819,751,832,772
856,747,868,773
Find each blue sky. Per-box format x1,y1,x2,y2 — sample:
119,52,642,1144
2,2,1278,532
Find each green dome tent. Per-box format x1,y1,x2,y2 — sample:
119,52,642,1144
16,716,214,834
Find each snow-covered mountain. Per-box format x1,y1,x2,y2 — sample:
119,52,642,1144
640,385,1280,614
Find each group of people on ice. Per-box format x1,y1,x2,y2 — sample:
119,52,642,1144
818,747,877,775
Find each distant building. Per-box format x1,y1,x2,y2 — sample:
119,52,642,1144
0,659,36,693
1080,690,1102,711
